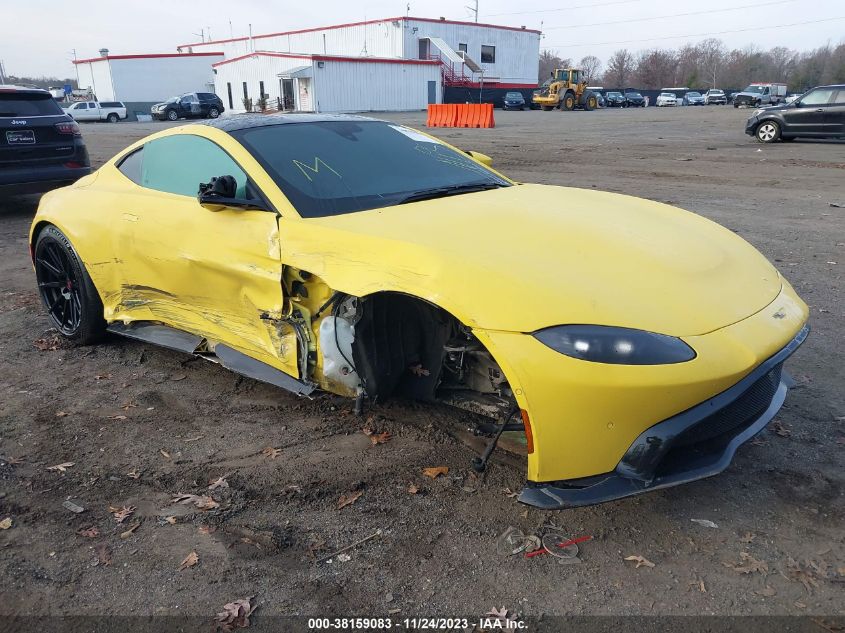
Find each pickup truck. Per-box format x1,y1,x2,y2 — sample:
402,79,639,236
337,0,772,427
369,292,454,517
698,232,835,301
66,101,127,123
732,83,788,108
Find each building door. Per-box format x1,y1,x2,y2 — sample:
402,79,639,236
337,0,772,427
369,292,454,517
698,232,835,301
418,39,430,60
282,79,295,110
427,81,437,104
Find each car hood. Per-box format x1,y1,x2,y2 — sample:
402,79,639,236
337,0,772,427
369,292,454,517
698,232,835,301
292,184,782,336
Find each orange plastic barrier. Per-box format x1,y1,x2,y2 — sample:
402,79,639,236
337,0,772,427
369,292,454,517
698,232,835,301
427,103,494,128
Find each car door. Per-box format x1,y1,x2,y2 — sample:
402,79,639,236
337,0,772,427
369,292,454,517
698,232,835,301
111,133,300,379
784,88,835,135
825,88,845,135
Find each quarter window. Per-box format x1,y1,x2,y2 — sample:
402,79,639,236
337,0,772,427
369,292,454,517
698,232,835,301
830,90,845,105
481,45,495,63
125,135,249,198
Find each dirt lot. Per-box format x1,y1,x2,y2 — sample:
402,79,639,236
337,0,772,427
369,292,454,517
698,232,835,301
1,107,843,624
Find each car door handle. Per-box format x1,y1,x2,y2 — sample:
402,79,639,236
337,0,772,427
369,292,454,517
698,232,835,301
815,108,824,112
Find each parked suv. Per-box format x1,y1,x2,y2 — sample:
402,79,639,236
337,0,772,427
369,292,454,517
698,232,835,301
0,85,91,196
151,92,224,121
745,84,845,143
704,89,727,105
502,92,526,110
604,91,626,107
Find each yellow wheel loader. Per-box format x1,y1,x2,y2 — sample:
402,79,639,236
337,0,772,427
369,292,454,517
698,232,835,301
532,68,598,111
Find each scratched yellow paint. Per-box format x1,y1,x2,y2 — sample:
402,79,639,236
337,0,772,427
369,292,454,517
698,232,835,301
30,123,809,484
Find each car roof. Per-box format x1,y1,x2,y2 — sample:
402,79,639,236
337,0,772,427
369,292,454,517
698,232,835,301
198,112,384,133
0,84,51,95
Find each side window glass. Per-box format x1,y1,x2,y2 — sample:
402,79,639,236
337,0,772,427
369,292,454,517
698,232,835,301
832,90,845,105
801,89,833,106
117,147,144,185
139,135,249,198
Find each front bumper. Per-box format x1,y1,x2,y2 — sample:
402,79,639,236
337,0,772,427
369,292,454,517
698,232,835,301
518,324,808,508
745,116,761,136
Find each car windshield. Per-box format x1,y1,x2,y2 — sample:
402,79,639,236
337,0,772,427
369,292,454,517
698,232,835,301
661,93,675,97
505,92,522,98
0,92,64,117
743,86,765,94
687,92,701,97
607,92,622,97
165,97,179,103
232,120,510,218
710,90,724,94
626,92,642,98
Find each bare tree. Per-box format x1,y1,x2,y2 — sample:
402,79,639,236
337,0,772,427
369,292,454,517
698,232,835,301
634,49,678,89
604,49,634,88
538,50,571,83
579,55,602,83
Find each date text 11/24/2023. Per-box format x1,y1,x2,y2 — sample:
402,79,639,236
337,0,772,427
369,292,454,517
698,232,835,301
306,617,527,630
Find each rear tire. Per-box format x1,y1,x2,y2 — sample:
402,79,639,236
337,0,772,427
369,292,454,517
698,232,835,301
107,113,119,123
34,225,106,345
755,120,781,143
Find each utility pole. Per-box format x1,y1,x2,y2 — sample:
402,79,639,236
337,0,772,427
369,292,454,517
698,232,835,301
229,19,233,39
69,49,79,87
0,60,6,84
465,0,478,22
193,28,205,43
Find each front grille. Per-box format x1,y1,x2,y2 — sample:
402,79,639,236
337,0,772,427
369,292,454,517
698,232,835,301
674,362,783,448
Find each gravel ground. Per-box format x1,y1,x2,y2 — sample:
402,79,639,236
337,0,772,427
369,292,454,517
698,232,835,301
0,106,843,624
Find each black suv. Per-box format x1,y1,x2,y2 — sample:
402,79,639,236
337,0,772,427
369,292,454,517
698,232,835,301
151,92,224,121
604,91,626,107
745,84,845,143
0,86,91,196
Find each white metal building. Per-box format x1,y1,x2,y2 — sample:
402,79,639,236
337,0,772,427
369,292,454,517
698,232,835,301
179,16,540,89
212,53,442,113
73,52,224,102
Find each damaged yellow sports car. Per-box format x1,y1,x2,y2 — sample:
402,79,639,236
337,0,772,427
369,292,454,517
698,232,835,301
29,114,809,508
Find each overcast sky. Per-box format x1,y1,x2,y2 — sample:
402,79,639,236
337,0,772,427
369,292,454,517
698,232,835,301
2,0,843,77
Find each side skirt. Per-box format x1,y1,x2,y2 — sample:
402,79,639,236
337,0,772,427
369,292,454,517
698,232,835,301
107,321,316,397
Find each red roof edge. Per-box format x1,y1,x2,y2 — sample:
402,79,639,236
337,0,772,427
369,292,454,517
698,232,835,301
212,52,440,68
178,15,540,49
73,52,224,64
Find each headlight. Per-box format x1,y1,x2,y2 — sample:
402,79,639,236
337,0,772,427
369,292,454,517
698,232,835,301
752,108,763,116
533,325,696,365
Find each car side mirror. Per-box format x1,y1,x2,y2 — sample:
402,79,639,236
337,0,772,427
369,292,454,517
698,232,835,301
198,175,270,212
466,151,493,167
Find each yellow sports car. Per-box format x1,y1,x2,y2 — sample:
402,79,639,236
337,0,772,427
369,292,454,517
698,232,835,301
29,114,809,508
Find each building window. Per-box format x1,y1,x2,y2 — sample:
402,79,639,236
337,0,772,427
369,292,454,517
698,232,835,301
458,43,467,53
481,45,495,63
242,82,248,101
227,82,233,110
259,81,265,98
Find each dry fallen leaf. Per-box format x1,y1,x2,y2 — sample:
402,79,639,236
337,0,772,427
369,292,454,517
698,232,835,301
164,516,177,525
95,542,112,566
198,525,216,535
724,552,768,575
171,494,219,511
216,596,256,630
787,558,821,593
126,469,142,479
46,462,75,472
794,601,807,609
261,446,282,460
178,551,199,571
109,505,136,523
422,466,449,479
407,483,419,494
772,421,792,437
34,336,60,351
368,431,392,446
107,415,127,421
756,586,777,597
5,456,24,466
121,401,137,410
208,476,229,491
77,526,100,538
120,521,141,539
502,487,520,498
688,579,706,593
55,411,69,418
337,490,363,509
740,532,756,543
408,364,430,377
0,518,12,530
624,554,655,569
159,449,171,459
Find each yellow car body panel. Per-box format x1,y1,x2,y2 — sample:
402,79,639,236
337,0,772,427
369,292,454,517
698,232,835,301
29,118,809,503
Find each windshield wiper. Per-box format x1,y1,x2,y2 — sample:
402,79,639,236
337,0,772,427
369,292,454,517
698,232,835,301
396,182,505,205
